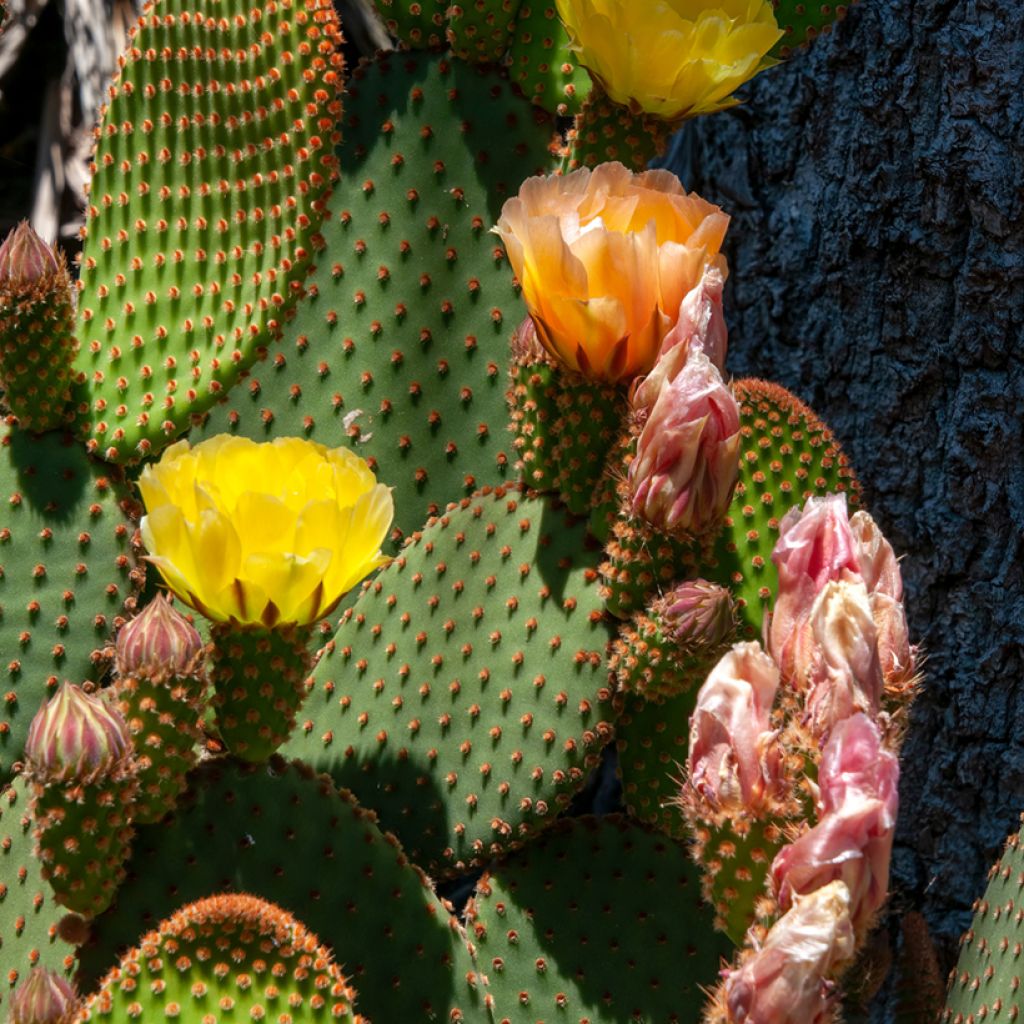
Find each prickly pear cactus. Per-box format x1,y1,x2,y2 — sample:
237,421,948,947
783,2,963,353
77,758,486,1023
194,50,558,540
0,780,77,1014
81,893,362,1022
943,815,1024,1021
283,487,615,873
0,430,141,784
771,0,859,56
73,0,344,463
0,0,921,1021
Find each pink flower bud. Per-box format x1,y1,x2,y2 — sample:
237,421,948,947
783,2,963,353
771,714,899,935
654,578,736,651
0,221,59,286
24,683,133,785
657,266,728,373
8,969,77,1024
768,494,861,686
510,315,547,365
849,511,903,602
803,580,884,741
115,593,205,679
687,642,782,817
723,880,856,1024
628,349,740,536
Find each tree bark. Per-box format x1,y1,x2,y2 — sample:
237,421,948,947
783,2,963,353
667,0,1024,1013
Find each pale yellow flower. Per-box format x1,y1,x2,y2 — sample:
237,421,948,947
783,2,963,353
139,436,394,627
556,0,783,120
495,162,729,383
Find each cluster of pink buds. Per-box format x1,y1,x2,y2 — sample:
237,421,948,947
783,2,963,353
686,493,913,1020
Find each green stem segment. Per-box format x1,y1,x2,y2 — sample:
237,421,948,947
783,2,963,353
208,623,313,763
564,84,675,172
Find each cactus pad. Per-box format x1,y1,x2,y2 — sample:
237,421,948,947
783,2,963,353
73,0,344,464
282,487,615,873
504,2,591,116
194,51,557,543
372,0,448,48
113,672,203,823
0,430,141,784
943,815,1024,1021
0,233,79,433
771,0,858,57
446,0,522,63
77,757,486,1022
0,779,78,1014
208,622,311,763
81,893,362,1022
613,689,691,839
465,815,730,1023
508,349,625,516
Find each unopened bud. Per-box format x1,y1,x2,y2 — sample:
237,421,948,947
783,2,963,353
24,683,132,785
628,349,740,536
723,881,856,1024
653,578,736,651
0,222,59,286
8,969,77,1024
115,593,204,679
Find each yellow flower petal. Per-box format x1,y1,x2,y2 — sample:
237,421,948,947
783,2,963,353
556,0,782,120
137,436,395,627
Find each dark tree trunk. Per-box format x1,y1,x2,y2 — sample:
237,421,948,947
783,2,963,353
667,0,1024,1013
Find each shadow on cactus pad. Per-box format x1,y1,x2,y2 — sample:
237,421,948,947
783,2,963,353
76,757,485,1022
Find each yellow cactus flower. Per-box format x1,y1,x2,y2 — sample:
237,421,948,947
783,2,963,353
139,436,394,628
495,161,729,383
556,0,783,120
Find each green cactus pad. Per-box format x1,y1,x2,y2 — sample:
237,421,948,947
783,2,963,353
77,757,487,1023
193,51,557,543
113,673,203,823
465,815,730,1023
281,487,615,874
208,622,312,763
613,688,691,840
0,251,79,433
601,378,860,633
771,0,858,57
508,351,626,516
504,2,591,116
28,754,138,918
446,0,522,63
81,893,361,1022
372,0,448,48
0,430,141,785
943,815,1024,1021
565,86,673,172
0,779,78,1013
72,0,344,464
